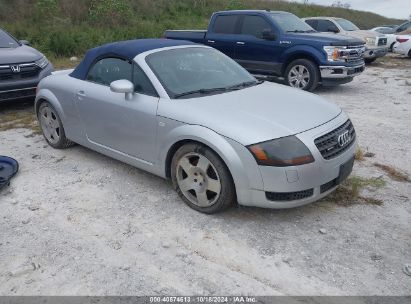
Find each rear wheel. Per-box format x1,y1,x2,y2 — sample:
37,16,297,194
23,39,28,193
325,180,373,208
171,143,235,214
408,49,411,58
38,102,73,149
285,59,319,91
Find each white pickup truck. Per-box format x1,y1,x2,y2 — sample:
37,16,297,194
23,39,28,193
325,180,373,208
303,17,388,63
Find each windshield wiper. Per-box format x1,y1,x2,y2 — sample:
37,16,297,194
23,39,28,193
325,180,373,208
174,87,229,99
286,30,316,33
227,80,263,90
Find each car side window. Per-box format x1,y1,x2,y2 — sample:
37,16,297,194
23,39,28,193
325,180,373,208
305,19,318,30
133,64,158,97
212,15,239,34
240,15,272,39
87,57,132,86
317,20,339,32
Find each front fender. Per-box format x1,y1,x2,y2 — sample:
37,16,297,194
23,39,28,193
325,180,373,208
157,121,264,204
35,88,65,123
281,45,326,65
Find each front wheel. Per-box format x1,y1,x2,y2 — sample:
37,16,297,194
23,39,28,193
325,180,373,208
284,59,320,92
171,143,236,214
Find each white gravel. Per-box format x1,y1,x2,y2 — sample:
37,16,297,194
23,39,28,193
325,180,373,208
0,59,410,296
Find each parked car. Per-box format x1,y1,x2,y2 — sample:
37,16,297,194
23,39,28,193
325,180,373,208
393,35,411,57
303,17,388,63
0,28,53,103
393,20,411,34
371,26,395,34
35,39,357,213
165,10,365,92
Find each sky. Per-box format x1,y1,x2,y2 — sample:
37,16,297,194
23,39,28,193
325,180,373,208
303,0,410,19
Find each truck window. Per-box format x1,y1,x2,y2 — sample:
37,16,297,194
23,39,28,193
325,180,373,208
212,15,239,34
240,15,272,39
317,20,339,32
305,20,318,29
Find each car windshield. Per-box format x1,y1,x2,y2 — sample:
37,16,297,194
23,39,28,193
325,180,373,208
269,13,315,33
146,47,259,99
335,19,360,31
0,29,18,48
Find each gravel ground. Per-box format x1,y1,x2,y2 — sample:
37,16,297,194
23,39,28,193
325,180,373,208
0,56,410,296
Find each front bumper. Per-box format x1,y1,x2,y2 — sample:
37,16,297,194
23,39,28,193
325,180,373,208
364,47,387,59
231,112,357,209
319,63,365,79
0,63,53,102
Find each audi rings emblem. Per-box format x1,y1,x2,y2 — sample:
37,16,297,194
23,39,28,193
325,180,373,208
337,130,351,147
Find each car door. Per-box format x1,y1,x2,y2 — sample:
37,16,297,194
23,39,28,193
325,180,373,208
75,57,159,163
234,14,283,75
205,14,241,57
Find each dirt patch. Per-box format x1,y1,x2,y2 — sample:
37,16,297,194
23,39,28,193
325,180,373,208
374,163,410,182
371,53,411,70
0,101,39,135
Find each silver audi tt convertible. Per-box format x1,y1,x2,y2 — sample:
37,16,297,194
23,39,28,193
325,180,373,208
35,39,356,213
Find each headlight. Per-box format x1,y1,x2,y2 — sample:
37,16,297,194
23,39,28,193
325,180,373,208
323,46,350,62
248,136,314,167
35,56,49,69
365,37,376,45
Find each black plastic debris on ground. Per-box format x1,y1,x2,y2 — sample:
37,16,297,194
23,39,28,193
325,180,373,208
0,156,19,190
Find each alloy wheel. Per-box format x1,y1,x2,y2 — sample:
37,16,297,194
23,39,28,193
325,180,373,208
176,152,222,207
288,65,310,89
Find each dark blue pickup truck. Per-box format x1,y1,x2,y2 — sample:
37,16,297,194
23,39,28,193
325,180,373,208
165,10,366,91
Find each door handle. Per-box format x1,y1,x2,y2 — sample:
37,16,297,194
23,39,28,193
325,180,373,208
207,40,215,43
236,41,245,45
76,90,86,97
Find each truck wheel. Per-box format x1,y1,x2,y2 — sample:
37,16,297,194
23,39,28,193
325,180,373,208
285,59,319,91
171,143,235,214
38,102,74,149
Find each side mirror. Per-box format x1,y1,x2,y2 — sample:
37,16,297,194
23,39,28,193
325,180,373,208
110,79,134,100
19,40,30,45
262,29,276,41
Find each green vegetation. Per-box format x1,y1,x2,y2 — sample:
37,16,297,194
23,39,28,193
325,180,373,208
325,176,386,206
0,0,405,58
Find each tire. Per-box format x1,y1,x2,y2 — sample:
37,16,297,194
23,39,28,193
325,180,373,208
37,102,74,149
171,143,236,214
408,49,411,58
389,42,395,52
284,58,320,92
365,58,376,64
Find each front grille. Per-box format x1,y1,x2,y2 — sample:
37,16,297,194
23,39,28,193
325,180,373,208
0,64,41,82
345,45,365,62
0,88,36,101
378,38,387,46
314,119,356,160
266,189,314,201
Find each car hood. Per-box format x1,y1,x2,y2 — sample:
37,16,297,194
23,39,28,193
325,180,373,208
158,82,342,145
340,30,385,39
285,32,364,46
0,45,43,64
